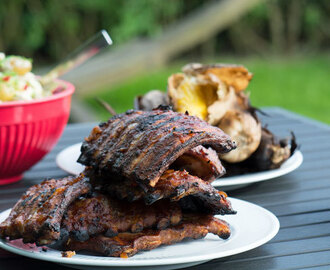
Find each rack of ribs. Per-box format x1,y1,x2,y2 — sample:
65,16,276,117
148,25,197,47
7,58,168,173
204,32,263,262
0,108,237,257
63,214,231,257
90,169,235,215
77,108,236,188
0,174,91,245
61,193,182,242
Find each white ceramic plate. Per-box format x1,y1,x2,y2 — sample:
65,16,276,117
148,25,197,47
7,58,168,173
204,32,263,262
56,143,303,191
0,198,279,270
213,150,303,190
56,143,85,176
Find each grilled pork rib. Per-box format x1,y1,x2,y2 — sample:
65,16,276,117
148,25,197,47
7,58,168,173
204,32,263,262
78,108,235,188
0,109,236,257
89,169,235,215
172,145,225,182
63,215,231,257
0,174,91,245
61,193,182,242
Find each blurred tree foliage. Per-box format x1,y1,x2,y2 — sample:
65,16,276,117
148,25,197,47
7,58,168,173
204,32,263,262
0,0,328,64
0,0,203,63
225,0,330,55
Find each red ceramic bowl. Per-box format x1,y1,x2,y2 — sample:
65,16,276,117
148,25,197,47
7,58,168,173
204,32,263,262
0,80,74,185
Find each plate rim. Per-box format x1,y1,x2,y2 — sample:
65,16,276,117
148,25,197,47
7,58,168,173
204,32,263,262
56,143,303,188
0,198,279,267
213,150,303,187
56,143,83,175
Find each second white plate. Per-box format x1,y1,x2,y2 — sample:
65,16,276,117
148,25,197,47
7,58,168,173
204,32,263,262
56,143,302,190
213,150,303,189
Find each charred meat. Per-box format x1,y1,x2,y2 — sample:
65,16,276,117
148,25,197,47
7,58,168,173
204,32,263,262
0,108,236,257
78,108,236,188
145,170,234,215
61,193,182,242
0,174,91,245
171,145,225,182
89,169,235,215
63,214,230,257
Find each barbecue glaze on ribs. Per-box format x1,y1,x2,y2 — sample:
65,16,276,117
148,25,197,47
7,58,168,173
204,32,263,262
78,108,235,187
61,193,182,242
63,214,231,257
0,174,91,245
90,169,235,215
171,145,226,182
0,108,237,257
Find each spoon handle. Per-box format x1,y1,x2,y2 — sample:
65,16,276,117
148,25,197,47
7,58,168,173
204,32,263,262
40,30,112,85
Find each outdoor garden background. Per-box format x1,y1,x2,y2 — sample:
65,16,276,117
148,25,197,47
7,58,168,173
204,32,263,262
0,0,329,123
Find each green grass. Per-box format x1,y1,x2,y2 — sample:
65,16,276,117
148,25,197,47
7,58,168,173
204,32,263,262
84,55,330,124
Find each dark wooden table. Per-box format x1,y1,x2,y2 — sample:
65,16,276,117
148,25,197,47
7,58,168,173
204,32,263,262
0,108,329,270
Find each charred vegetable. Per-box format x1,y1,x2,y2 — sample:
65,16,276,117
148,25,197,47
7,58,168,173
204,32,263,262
223,127,297,176
248,127,297,171
168,63,261,163
134,90,169,111
218,110,261,163
134,62,297,172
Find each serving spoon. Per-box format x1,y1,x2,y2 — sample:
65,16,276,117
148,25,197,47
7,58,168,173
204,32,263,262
39,30,112,91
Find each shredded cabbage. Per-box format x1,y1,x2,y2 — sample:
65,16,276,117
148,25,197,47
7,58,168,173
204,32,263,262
0,53,49,102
